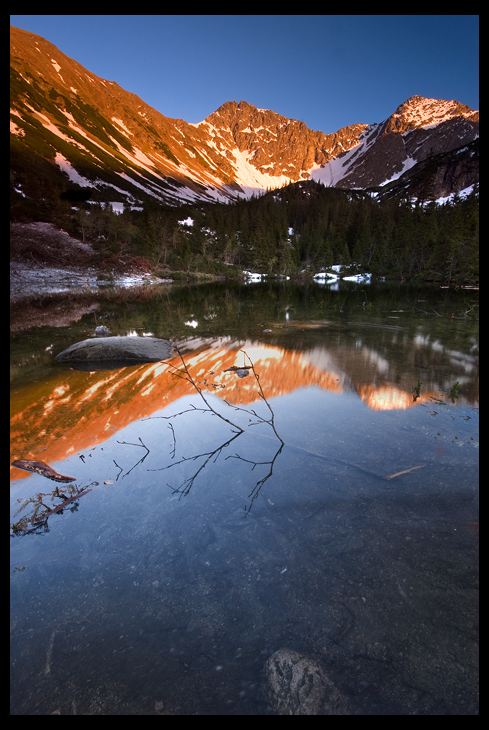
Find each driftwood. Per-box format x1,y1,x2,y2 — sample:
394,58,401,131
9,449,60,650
11,482,97,535
31,487,93,524
384,464,426,479
11,459,76,483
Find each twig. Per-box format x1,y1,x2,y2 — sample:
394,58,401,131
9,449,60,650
225,351,284,444
173,349,245,433
117,436,149,453
11,482,98,534
153,431,242,498
384,464,426,480
32,487,94,523
168,422,176,459
115,437,150,476
144,349,285,505
462,303,478,318
144,403,214,421
227,442,284,513
243,351,284,444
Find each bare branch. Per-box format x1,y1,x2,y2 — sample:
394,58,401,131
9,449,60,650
117,436,149,453
227,442,284,514
168,422,176,459
116,436,150,476
154,431,243,498
169,349,245,433
146,348,285,506
239,350,284,444
11,482,97,535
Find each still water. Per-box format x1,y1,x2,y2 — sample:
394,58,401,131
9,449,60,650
10,281,479,715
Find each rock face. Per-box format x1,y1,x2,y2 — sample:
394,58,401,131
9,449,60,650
264,648,350,715
312,95,479,193
55,336,173,369
10,26,479,205
390,139,479,200
204,100,366,181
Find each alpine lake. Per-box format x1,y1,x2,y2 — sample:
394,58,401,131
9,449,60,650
10,279,479,715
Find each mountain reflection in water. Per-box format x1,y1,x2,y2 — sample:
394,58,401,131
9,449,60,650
10,331,470,481
10,283,479,715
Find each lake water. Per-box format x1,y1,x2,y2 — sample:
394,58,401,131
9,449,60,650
10,280,479,715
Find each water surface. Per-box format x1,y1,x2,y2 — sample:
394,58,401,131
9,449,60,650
10,281,479,714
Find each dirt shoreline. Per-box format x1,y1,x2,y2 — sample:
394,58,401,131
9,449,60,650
10,221,171,303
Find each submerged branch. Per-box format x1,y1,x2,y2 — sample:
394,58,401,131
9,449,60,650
240,350,284,444
172,349,245,434
384,464,426,479
116,436,150,476
11,482,97,536
144,348,285,505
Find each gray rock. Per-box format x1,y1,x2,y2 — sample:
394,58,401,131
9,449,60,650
264,648,350,715
55,336,173,370
235,368,250,378
94,325,111,337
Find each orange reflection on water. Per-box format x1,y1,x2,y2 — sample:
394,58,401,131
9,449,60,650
11,341,427,480
359,384,410,410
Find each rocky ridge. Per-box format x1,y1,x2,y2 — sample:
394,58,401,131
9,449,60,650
202,100,367,181
311,96,478,191
10,25,479,207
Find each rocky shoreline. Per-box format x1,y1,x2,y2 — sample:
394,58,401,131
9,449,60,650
10,221,171,303
10,259,170,303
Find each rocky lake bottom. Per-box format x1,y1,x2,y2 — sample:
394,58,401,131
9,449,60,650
10,280,478,714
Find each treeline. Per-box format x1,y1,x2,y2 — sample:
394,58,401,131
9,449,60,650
193,180,479,284
11,174,479,284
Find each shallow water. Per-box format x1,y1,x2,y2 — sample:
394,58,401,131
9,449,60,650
10,281,479,714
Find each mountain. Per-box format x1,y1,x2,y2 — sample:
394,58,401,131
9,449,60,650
201,100,367,189
10,25,479,209
311,96,478,192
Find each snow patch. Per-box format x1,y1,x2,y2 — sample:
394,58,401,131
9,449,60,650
111,117,133,136
55,153,94,187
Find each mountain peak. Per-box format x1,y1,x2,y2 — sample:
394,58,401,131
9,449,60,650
385,95,478,134
10,26,479,206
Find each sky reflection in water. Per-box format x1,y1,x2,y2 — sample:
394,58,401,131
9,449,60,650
10,282,478,714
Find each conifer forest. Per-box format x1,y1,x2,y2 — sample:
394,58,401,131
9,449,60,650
11,175,479,286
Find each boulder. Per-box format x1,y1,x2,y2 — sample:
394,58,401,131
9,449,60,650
264,648,350,715
55,336,173,370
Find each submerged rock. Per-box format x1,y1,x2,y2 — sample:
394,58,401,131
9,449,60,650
264,648,350,715
55,336,173,370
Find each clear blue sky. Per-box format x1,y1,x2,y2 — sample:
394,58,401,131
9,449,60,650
10,15,479,133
